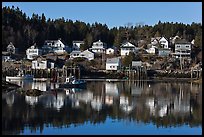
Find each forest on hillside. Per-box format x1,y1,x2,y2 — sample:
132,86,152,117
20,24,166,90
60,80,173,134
2,6,202,54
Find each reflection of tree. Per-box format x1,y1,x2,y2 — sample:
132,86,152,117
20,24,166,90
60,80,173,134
2,82,202,135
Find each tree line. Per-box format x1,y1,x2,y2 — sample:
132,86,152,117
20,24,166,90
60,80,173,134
2,6,202,54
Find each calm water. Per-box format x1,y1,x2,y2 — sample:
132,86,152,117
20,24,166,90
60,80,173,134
2,79,202,135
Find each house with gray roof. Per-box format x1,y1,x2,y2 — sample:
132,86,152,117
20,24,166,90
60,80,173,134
106,57,121,71
173,39,191,58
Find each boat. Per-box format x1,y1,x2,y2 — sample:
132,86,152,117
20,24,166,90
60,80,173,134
6,71,34,82
59,76,86,88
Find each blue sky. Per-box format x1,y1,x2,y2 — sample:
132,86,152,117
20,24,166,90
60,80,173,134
2,2,202,29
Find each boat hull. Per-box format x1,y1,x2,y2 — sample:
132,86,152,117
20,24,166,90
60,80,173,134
59,82,86,89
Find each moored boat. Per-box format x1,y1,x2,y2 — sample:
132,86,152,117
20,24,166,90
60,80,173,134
6,71,33,81
59,76,86,88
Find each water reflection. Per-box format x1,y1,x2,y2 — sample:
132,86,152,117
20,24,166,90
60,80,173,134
2,80,202,135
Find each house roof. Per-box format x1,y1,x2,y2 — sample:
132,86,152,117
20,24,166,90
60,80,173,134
175,39,191,44
70,50,82,54
44,38,66,45
73,41,84,44
106,57,120,64
121,42,135,48
81,49,94,54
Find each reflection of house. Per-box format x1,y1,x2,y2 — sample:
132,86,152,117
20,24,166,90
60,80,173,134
25,95,38,106
159,105,167,117
53,93,66,110
6,92,14,107
145,98,156,116
26,43,42,60
119,96,134,113
105,82,119,96
105,96,114,106
69,91,93,104
32,82,47,91
90,40,107,54
106,57,121,71
39,92,66,110
91,96,103,111
131,85,143,96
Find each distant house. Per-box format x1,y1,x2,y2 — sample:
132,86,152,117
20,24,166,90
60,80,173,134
70,49,94,60
169,35,181,45
42,38,68,54
106,57,121,71
70,50,82,59
80,49,94,60
90,40,107,54
2,52,11,62
7,42,17,54
159,37,169,49
146,46,158,55
72,41,84,51
132,61,143,68
120,42,138,56
26,43,42,60
191,39,195,45
158,48,171,57
173,39,191,58
106,47,117,55
151,37,161,46
32,56,55,69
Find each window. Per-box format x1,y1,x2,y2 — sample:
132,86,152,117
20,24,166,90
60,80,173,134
113,66,115,68
110,66,112,68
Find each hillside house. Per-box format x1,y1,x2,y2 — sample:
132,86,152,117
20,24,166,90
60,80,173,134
70,49,94,61
42,38,68,54
26,43,42,60
159,37,169,49
106,47,117,55
32,56,55,69
7,42,18,54
90,40,107,54
120,42,138,56
173,39,191,58
72,41,84,51
106,57,121,71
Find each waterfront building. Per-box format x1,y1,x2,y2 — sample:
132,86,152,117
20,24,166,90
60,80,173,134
90,40,107,54
26,43,42,60
120,42,138,56
106,57,121,71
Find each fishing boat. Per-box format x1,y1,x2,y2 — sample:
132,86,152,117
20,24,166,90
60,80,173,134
59,76,86,88
6,70,34,81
